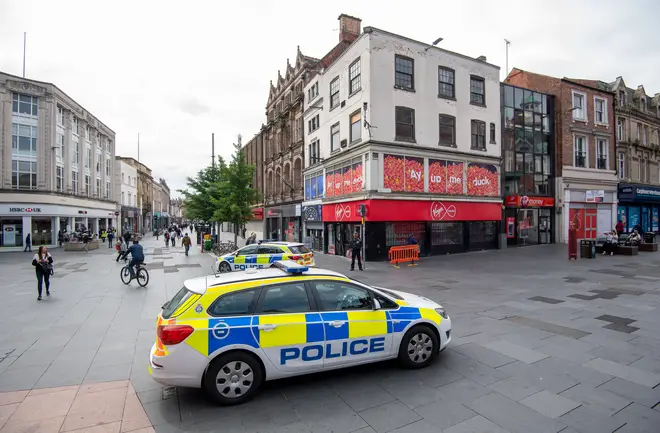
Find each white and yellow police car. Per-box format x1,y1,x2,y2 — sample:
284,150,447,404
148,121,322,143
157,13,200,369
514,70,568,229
216,242,315,273
150,261,451,405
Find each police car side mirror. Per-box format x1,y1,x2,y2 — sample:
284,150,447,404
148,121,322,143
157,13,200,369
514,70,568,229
373,299,382,310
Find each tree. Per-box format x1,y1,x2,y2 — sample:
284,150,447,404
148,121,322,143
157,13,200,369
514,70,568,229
211,135,259,245
178,157,226,223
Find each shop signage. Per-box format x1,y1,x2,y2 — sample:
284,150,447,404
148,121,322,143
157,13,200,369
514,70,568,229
9,207,41,213
78,210,88,214
302,205,322,222
505,196,555,208
618,184,660,202
251,207,264,221
322,199,501,223
586,190,605,203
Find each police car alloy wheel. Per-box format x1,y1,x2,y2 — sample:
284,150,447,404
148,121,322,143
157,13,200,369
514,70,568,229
218,262,231,273
398,325,439,369
204,352,263,405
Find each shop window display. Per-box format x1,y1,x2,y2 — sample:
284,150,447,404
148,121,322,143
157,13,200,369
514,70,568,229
0,218,23,247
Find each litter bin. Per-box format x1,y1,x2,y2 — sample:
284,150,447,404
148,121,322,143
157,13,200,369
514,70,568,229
204,239,212,251
644,232,655,244
580,240,596,259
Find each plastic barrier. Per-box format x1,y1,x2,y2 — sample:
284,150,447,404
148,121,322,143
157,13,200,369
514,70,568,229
388,245,419,268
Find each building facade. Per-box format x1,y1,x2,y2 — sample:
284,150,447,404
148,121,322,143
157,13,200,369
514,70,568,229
244,131,265,240
262,47,320,242
122,158,153,233
505,69,618,243
501,84,556,246
115,157,139,233
152,179,171,230
0,72,117,250
304,21,502,260
607,77,660,233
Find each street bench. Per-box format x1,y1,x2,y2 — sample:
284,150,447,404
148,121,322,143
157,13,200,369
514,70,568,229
594,238,638,256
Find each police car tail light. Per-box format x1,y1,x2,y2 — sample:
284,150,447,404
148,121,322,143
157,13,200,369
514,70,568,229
290,255,302,261
157,325,194,345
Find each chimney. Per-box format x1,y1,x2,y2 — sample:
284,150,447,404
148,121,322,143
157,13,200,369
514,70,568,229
338,14,361,43
476,55,487,62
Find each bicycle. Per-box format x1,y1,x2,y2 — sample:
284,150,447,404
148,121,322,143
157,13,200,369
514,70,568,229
120,262,150,287
212,242,236,256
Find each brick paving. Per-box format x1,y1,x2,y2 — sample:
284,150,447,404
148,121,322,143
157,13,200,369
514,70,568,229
0,237,659,432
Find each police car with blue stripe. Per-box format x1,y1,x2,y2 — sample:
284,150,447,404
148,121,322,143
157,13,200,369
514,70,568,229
150,261,451,405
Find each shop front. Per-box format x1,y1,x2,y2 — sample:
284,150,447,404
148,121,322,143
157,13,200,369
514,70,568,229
121,206,139,233
504,196,555,246
322,199,501,261
617,184,660,233
302,203,323,252
264,204,302,242
563,188,618,242
0,203,117,251
244,207,264,241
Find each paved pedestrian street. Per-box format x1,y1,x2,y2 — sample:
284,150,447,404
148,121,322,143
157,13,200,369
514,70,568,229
1,238,660,433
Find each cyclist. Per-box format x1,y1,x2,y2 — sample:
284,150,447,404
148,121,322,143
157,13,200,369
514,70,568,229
121,238,145,279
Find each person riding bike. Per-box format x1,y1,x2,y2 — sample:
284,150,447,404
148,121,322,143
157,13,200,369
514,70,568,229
121,239,145,278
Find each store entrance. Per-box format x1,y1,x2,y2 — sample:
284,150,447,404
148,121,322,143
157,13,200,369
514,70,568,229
539,209,552,244
506,208,554,246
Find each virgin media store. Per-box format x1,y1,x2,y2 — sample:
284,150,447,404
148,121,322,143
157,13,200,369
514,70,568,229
322,199,501,261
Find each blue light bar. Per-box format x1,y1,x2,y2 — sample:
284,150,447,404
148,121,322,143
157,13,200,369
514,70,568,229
272,260,309,274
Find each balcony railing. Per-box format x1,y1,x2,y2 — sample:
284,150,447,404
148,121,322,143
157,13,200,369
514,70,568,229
597,157,608,170
575,153,586,168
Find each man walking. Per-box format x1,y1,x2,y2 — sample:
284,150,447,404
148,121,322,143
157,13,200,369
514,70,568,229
350,232,363,271
24,233,32,252
182,233,192,256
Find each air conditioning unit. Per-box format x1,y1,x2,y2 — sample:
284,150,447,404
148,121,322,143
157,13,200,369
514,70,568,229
340,139,348,148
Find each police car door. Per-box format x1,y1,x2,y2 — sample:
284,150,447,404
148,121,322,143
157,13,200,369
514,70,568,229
310,280,392,369
234,245,259,270
255,281,324,373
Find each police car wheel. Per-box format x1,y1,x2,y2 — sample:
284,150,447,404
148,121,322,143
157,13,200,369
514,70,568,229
204,352,263,405
218,262,231,273
398,325,438,369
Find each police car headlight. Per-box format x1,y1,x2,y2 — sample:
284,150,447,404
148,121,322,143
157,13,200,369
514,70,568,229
435,307,448,319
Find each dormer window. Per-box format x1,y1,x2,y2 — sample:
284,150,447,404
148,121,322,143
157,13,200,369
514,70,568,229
641,98,646,112
619,91,626,106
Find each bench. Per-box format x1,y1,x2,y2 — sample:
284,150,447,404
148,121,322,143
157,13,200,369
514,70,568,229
594,241,638,256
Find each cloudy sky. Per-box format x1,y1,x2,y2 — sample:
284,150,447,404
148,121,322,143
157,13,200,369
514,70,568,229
1,0,658,196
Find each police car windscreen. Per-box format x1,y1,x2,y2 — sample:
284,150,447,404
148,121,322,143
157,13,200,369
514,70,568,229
289,245,311,254
162,287,195,319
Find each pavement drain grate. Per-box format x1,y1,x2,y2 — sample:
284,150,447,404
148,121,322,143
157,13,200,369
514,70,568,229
162,386,177,400
528,296,564,304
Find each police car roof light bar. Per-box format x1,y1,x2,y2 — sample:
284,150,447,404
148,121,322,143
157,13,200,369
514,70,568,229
272,260,309,275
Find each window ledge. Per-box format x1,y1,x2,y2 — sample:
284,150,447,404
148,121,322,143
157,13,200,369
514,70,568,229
348,90,361,99
439,142,457,148
395,137,416,143
329,105,339,113
489,140,497,145
331,148,341,154
394,86,415,93
349,139,362,146
573,118,588,124
470,102,487,108
438,95,456,101
470,147,487,152
595,122,610,128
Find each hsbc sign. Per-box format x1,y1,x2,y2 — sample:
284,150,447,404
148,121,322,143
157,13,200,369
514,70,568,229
9,207,42,213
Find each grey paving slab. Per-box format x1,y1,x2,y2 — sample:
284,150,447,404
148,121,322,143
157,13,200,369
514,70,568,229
532,357,613,388
413,399,476,431
505,316,590,339
560,383,633,416
628,355,660,375
439,350,511,386
519,390,581,419
487,376,543,401
583,357,660,388
587,345,643,365
496,361,579,394
442,415,512,433
597,377,660,408
611,402,660,433
358,401,421,433
466,393,565,433
452,343,518,368
557,405,626,433
482,340,549,364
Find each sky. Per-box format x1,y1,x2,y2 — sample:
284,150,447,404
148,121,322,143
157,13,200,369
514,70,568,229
1,0,658,197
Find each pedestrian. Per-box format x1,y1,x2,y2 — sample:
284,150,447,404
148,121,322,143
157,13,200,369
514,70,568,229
171,230,176,247
24,233,32,252
82,230,90,253
616,220,624,236
116,237,127,262
101,230,107,245
350,232,363,271
108,230,114,248
58,230,64,248
32,245,53,301
123,230,131,244
182,233,192,256
407,233,417,245
156,229,159,240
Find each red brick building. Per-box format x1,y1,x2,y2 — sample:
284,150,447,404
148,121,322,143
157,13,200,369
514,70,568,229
505,68,617,243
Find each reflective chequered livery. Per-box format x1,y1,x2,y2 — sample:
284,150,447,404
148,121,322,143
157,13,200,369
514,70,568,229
149,264,451,403
217,242,315,272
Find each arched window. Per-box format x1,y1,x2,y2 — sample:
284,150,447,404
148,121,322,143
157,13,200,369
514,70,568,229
293,158,302,190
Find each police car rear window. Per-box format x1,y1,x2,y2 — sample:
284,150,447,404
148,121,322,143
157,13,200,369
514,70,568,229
289,245,311,254
162,287,194,319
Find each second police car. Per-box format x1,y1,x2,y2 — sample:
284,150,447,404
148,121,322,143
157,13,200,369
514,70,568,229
216,242,315,273
150,261,452,405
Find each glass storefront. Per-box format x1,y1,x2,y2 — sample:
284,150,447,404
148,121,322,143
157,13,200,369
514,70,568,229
505,208,553,246
618,204,658,233
0,218,23,247
31,217,53,246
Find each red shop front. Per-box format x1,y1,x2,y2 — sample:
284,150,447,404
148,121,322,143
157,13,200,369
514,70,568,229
322,199,502,261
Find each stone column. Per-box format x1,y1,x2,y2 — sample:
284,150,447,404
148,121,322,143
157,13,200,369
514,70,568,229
53,217,60,246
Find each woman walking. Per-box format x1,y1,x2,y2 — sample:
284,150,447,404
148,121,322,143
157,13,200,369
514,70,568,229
32,246,53,301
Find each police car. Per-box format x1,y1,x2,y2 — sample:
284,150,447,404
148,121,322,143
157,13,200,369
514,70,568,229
216,242,315,273
149,261,452,405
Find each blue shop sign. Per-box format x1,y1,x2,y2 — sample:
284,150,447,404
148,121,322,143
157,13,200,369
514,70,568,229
619,184,660,202
302,205,322,222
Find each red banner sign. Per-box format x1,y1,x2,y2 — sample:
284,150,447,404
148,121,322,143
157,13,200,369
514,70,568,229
251,207,264,221
505,195,555,208
322,199,501,222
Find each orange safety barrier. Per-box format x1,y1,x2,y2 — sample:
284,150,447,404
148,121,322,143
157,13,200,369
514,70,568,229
388,245,420,268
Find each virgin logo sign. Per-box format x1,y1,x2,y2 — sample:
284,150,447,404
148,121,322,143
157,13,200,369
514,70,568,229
430,202,457,221
335,204,352,221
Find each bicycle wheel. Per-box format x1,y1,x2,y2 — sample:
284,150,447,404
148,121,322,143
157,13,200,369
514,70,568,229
136,268,150,287
120,266,132,285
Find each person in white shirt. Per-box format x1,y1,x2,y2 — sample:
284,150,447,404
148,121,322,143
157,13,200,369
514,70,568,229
31,246,53,300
